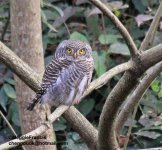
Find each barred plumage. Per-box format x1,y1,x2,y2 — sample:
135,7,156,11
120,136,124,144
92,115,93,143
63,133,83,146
27,40,94,111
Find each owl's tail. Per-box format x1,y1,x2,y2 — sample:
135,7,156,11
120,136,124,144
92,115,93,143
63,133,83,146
27,96,40,111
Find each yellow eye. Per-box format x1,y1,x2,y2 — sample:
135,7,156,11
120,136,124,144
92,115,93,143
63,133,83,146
66,48,72,54
78,49,85,55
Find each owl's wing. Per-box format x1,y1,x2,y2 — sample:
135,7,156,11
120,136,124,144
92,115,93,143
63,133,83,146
42,58,71,88
27,58,72,110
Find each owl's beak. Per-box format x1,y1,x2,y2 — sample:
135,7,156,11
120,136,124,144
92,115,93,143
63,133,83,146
73,53,77,59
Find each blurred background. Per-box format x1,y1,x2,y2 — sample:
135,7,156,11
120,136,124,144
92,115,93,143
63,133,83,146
0,0,162,149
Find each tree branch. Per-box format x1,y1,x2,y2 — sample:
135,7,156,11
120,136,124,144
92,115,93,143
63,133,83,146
89,0,138,57
0,111,17,139
0,105,69,150
98,44,162,149
116,0,162,142
83,61,133,98
139,1,162,51
63,107,98,149
98,71,139,150
116,61,162,133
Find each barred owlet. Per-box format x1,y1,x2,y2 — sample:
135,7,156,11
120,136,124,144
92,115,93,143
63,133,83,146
27,40,94,110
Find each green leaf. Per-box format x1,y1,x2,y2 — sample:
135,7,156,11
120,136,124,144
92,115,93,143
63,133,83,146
158,89,162,98
98,34,122,44
62,139,87,150
131,26,146,40
151,80,160,93
86,16,100,37
43,34,49,50
155,101,162,113
41,10,47,22
71,132,81,142
41,10,57,32
135,130,161,139
0,88,8,111
62,132,87,150
43,1,64,17
92,51,107,77
5,78,15,85
44,21,57,33
43,10,58,20
70,32,88,42
79,99,95,116
114,9,120,17
9,102,20,126
131,0,146,13
108,42,130,56
53,121,66,131
12,112,20,127
3,84,16,99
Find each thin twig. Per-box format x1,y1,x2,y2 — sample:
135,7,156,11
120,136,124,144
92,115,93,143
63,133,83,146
123,102,139,150
0,105,69,150
89,0,138,57
0,111,17,137
140,1,162,51
63,22,71,38
1,12,10,42
0,111,26,150
116,0,162,133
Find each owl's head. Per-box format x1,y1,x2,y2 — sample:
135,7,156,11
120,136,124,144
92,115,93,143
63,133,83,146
55,40,92,61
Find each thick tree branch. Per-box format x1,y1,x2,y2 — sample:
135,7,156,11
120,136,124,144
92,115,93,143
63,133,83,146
63,107,98,149
139,1,162,51
140,44,162,66
0,42,41,91
116,62,162,133
98,43,162,150
98,71,138,150
116,0,162,143
89,0,138,57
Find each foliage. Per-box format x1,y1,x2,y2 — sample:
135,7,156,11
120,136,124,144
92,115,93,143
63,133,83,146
0,0,162,149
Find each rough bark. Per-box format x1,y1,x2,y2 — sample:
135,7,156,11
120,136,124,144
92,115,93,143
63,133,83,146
116,61,162,134
98,43,162,150
10,0,55,150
